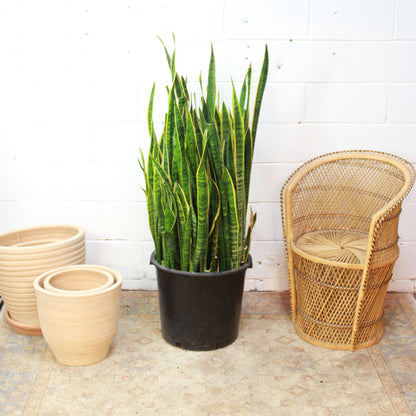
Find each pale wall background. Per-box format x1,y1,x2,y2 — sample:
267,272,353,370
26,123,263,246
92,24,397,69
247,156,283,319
1,0,415,292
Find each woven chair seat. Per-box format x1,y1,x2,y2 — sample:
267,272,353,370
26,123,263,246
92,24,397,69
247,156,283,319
295,230,368,265
281,151,415,351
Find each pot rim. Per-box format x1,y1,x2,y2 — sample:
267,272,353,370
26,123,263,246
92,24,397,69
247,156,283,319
0,239,85,262
0,225,84,254
34,265,122,297
150,251,252,278
44,267,114,295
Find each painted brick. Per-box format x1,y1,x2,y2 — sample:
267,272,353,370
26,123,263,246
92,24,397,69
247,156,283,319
267,41,351,83
224,0,309,40
388,85,416,122
1,122,145,163
86,240,144,283
310,0,395,40
393,243,416,279
205,39,350,87
0,161,145,202
246,241,288,288
245,277,290,292
0,79,139,123
352,42,416,83
306,84,387,122
395,0,416,39
340,125,416,163
261,84,306,123
398,204,416,242
0,201,151,243
249,164,298,203
254,124,340,163
249,203,284,241
137,0,224,41
388,278,414,292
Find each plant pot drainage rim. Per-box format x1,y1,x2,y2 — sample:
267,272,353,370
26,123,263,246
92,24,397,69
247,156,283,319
5,310,42,336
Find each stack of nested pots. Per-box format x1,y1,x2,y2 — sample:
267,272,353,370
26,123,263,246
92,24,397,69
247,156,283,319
0,225,85,335
34,265,122,366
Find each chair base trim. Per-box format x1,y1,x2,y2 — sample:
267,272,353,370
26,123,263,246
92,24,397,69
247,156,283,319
294,323,384,351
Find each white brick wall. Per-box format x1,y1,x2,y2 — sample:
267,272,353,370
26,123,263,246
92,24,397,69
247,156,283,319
1,0,416,293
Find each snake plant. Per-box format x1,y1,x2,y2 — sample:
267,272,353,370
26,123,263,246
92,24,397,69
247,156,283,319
140,41,269,272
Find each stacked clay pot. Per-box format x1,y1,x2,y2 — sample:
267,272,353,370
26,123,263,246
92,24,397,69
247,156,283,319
0,225,85,335
34,265,122,366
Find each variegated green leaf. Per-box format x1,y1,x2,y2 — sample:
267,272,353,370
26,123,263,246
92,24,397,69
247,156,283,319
252,45,269,143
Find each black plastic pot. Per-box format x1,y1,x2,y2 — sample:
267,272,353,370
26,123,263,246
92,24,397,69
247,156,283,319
150,251,252,351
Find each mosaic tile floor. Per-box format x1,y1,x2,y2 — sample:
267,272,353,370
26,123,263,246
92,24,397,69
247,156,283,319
0,292,415,416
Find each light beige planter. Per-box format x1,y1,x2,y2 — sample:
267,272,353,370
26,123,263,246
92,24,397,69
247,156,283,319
34,265,122,366
0,225,85,255
44,267,114,294
0,225,85,334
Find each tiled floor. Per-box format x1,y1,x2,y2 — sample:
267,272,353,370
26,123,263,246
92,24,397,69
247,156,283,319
1,291,415,416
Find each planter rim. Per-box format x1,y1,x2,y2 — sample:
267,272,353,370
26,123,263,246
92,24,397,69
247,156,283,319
34,265,122,298
44,267,114,295
0,239,85,262
150,251,252,278
0,224,84,253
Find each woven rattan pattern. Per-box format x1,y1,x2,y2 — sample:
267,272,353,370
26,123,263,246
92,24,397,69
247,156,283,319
281,150,415,351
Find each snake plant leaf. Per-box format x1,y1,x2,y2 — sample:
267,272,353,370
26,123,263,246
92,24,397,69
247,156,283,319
174,100,185,152
244,128,253,208
207,122,223,180
245,66,252,131
243,207,257,263
252,45,269,143
208,224,219,272
224,167,239,268
150,154,172,187
173,183,191,270
138,148,146,177
239,77,247,115
172,129,182,185
221,103,234,178
147,83,157,145
232,81,246,260
165,87,176,169
208,178,221,238
153,172,164,263
185,107,199,176
158,36,172,76
206,44,216,122
192,135,210,272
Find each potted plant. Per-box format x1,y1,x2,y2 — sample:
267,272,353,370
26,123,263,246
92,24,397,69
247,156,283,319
140,40,268,350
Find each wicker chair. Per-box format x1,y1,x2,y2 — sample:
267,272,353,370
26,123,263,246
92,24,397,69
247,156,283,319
281,150,415,351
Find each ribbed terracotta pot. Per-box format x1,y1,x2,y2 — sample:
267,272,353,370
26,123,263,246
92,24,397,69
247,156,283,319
0,225,85,334
34,265,122,366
